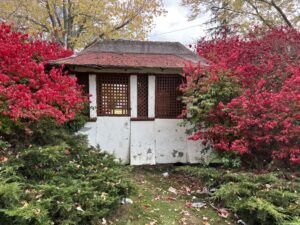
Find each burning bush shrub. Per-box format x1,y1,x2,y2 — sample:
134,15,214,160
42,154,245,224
182,27,300,167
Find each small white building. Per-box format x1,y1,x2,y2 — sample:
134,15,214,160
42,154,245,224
51,40,210,165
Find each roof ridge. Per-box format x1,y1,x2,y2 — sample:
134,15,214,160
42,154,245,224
78,51,196,56
82,40,198,57
82,39,184,52
92,38,183,44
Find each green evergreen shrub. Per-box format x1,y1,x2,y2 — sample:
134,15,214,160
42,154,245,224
1,113,87,152
176,166,300,225
0,135,133,225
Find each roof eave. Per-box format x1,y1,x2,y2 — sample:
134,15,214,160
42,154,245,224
52,64,186,75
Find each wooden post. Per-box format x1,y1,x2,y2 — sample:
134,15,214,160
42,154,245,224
89,74,97,118
148,76,155,118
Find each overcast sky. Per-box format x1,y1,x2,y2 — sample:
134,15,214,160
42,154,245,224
148,0,208,45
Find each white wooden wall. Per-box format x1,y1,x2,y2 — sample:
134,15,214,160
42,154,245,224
78,74,211,165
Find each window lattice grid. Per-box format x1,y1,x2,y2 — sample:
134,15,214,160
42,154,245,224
137,75,148,118
155,75,183,118
97,75,130,116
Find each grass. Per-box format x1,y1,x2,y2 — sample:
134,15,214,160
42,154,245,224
109,166,237,225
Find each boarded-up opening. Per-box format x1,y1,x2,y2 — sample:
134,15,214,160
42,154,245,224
155,75,183,118
97,75,130,116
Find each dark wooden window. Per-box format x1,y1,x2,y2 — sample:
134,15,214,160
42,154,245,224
76,74,89,117
155,75,183,118
76,74,89,94
137,75,148,118
97,75,130,116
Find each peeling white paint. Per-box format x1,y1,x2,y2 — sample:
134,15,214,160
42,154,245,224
148,76,155,118
187,139,212,164
89,74,97,118
130,121,156,165
154,119,187,164
96,117,130,163
130,75,138,118
80,118,212,165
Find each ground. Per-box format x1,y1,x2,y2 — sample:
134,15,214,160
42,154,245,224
109,166,238,225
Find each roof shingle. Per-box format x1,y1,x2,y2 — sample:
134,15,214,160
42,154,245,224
50,39,206,69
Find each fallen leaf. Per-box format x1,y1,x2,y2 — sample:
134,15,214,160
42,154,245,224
21,201,29,208
143,204,150,209
168,187,178,195
217,208,229,218
203,216,208,221
76,206,84,212
166,196,176,201
211,203,230,218
265,184,272,189
180,210,190,216
154,196,161,200
182,186,191,194
64,149,71,155
0,156,8,162
33,208,41,215
162,172,169,177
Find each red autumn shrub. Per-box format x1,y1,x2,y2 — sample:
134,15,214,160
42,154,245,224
0,23,87,132
181,27,300,167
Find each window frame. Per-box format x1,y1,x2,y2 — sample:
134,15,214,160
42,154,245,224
137,75,149,119
75,73,90,117
155,74,183,119
96,74,131,117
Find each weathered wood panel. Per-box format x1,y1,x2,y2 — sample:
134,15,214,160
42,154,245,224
130,121,155,165
154,119,187,164
96,117,130,163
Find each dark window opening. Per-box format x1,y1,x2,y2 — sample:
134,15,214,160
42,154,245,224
97,75,130,116
76,74,89,94
155,75,183,118
76,74,89,117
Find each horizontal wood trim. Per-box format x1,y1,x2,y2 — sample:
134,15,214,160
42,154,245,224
65,65,183,75
130,117,155,121
87,117,97,122
97,114,131,117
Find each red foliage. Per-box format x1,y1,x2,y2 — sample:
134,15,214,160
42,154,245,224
182,27,300,165
0,23,87,125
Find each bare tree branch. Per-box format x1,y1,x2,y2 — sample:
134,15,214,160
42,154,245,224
14,14,50,32
85,0,147,48
259,0,293,27
53,2,62,29
245,0,272,28
269,0,293,27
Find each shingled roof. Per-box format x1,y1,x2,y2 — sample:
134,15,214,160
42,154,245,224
50,40,206,69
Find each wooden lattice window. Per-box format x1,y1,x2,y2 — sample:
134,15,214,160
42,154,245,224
97,75,130,116
155,75,183,118
137,75,148,118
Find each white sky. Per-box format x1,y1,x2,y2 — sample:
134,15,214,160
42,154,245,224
147,0,208,45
